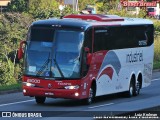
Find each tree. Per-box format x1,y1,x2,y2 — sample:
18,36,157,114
78,0,96,11
0,13,33,85
96,0,119,14
29,0,60,19
7,0,28,12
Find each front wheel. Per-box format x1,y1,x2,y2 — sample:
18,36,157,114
83,87,95,105
35,96,46,104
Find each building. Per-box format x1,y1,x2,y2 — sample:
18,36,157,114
0,0,10,13
120,0,160,17
0,0,10,6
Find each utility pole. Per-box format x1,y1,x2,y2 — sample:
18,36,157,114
75,0,78,12
72,0,74,12
1,6,2,14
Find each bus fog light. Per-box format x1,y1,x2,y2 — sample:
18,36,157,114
23,89,26,93
75,92,79,96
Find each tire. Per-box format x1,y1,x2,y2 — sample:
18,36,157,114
35,96,46,104
83,87,95,105
133,81,140,96
126,81,134,97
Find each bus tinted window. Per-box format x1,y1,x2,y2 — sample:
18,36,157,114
93,25,154,52
84,28,93,52
145,25,154,46
94,27,109,52
30,27,54,42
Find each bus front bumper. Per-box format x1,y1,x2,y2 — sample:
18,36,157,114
23,86,84,99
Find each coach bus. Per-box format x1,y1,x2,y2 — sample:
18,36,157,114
18,14,154,104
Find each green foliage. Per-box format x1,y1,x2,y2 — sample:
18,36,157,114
61,7,73,17
108,9,130,17
0,13,33,48
153,20,160,37
0,58,17,85
30,8,61,19
137,9,147,18
78,0,96,11
7,0,28,12
150,20,160,70
29,0,60,19
108,8,147,18
0,83,21,91
96,0,118,14
0,13,33,85
154,36,160,63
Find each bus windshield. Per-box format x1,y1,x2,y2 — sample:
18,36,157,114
24,27,84,79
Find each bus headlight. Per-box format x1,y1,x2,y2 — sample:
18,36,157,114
23,89,26,93
75,92,79,96
23,82,35,87
64,85,79,89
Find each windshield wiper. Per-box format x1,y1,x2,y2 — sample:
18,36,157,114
36,53,51,76
53,58,64,78
35,52,64,78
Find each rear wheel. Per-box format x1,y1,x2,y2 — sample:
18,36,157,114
133,81,140,96
126,80,134,97
128,82,134,97
35,96,46,104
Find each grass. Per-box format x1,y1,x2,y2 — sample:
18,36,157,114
0,83,21,91
154,36,160,69
153,61,160,70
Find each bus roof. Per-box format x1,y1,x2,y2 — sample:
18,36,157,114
31,14,153,30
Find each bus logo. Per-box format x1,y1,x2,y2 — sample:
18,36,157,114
48,83,52,89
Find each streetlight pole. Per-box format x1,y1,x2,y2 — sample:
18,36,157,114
73,0,75,13
75,0,78,12
1,6,2,14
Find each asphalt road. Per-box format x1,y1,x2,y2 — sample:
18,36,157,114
0,71,160,120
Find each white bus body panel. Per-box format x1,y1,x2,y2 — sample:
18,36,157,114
96,44,154,97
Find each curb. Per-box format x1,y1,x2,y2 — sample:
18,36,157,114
153,69,160,72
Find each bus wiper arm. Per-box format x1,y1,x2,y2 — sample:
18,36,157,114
53,58,64,78
36,53,51,76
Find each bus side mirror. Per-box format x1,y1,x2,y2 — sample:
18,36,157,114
18,41,26,60
84,47,90,53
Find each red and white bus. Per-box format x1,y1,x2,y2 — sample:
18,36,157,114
18,14,154,104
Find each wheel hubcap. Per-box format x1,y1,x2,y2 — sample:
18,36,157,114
130,86,133,96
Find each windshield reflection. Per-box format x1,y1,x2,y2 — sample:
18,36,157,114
24,29,84,79
54,30,83,78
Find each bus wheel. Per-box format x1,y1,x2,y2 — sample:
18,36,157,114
84,87,94,105
35,96,46,104
127,81,134,97
133,81,140,96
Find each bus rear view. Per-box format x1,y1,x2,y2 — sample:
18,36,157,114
18,14,154,105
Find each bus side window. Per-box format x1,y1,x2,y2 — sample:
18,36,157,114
145,25,154,46
93,27,109,52
84,28,93,52
82,28,93,77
